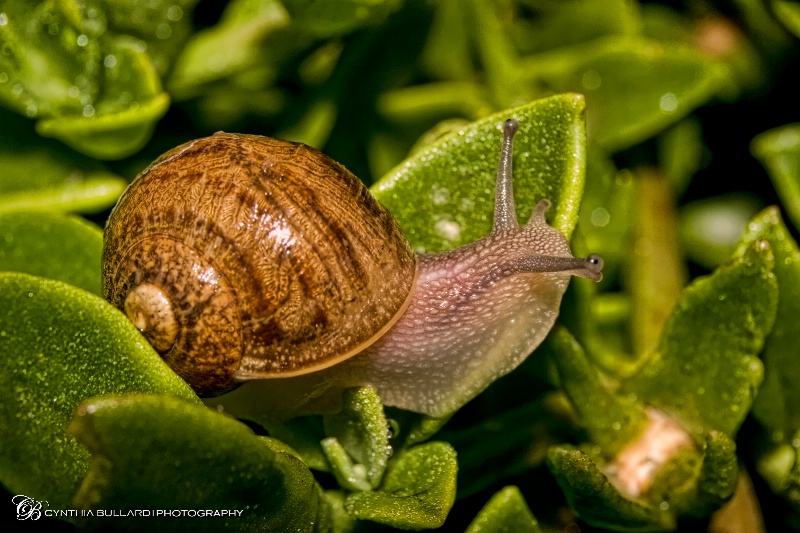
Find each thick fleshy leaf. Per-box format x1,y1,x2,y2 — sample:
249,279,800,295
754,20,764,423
0,173,126,214
627,170,687,356
371,94,586,253
257,416,331,473
658,117,704,197
323,386,391,488
0,3,169,159
70,394,322,532
773,0,800,37
624,241,776,437
547,446,675,532
36,93,170,161
91,0,200,75
168,0,290,98
549,430,739,530
385,408,452,450
282,0,404,39
465,486,542,533
549,326,647,456
0,211,102,295
344,441,457,529
440,392,581,499
751,124,800,233
680,195,764,270
523,37,726,152
0,117,126,214
736,208,800,440
321,437,372,492
578,148,633,280
514,0,641,54
0,273,199,509
420,0,474,81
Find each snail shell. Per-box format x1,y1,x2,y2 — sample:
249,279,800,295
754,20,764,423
102,134,416,395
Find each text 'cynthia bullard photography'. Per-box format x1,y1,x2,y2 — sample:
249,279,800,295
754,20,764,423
11,495,245,521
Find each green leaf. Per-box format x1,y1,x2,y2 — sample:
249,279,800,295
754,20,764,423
420,0,474,81
752,124,800,233
168,0,290,98
0,173,126,214
91,0,200,75
0,3,169,159
465,0,525,106
523,37,727,151
549,327,648,455
35,92,171,161
736,208,800,440
70,393,322,531
282,0,404,39
345,441,457,529
627,171,687,357
321,437,372,492
0,273,199,509
578,148,633,280
371,93,586,253
773,0,800,38
658,117,704,197
465,486,542,533
680,195,764,270
261,416,331,473
321,490,357,533
515,0,641,54
546,446,675,532
323,386,391,488
440,393,579,499
641,430,738,517
548,429,739,529
385,408,452,450
694,431,739,510
0,115,126,214
624,241,777,437
0,210,103,295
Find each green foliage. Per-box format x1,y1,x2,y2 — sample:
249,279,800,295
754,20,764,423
0,273,199,509
70,394,322,531
464,486,541,533
372,94,586,251
1,0,800,531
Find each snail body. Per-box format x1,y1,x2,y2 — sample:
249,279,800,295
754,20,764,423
103,120,602,417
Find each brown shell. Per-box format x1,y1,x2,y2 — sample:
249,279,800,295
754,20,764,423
102,133,417,395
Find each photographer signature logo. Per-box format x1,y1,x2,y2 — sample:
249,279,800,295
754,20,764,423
11,495,46,520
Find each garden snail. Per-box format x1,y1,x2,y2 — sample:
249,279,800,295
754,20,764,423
102,119,603,418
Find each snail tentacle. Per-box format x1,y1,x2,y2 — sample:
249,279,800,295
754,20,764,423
492,118,520,232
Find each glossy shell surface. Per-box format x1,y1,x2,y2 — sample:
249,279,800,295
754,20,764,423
103,133,417,394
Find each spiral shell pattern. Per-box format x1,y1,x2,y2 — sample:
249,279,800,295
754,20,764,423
103,133,417,395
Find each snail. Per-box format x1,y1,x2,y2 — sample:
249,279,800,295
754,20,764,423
102,119,603,418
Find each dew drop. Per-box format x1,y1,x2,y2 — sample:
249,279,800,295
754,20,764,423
167,5,183,21
435,218,461,241
156,23,172,39
660,93,678,113
590,207,610,227
581,69,602,90
77,34,89,46
0,13,6,26
83,105,95,117
430,185,450,206
104,54,117,68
